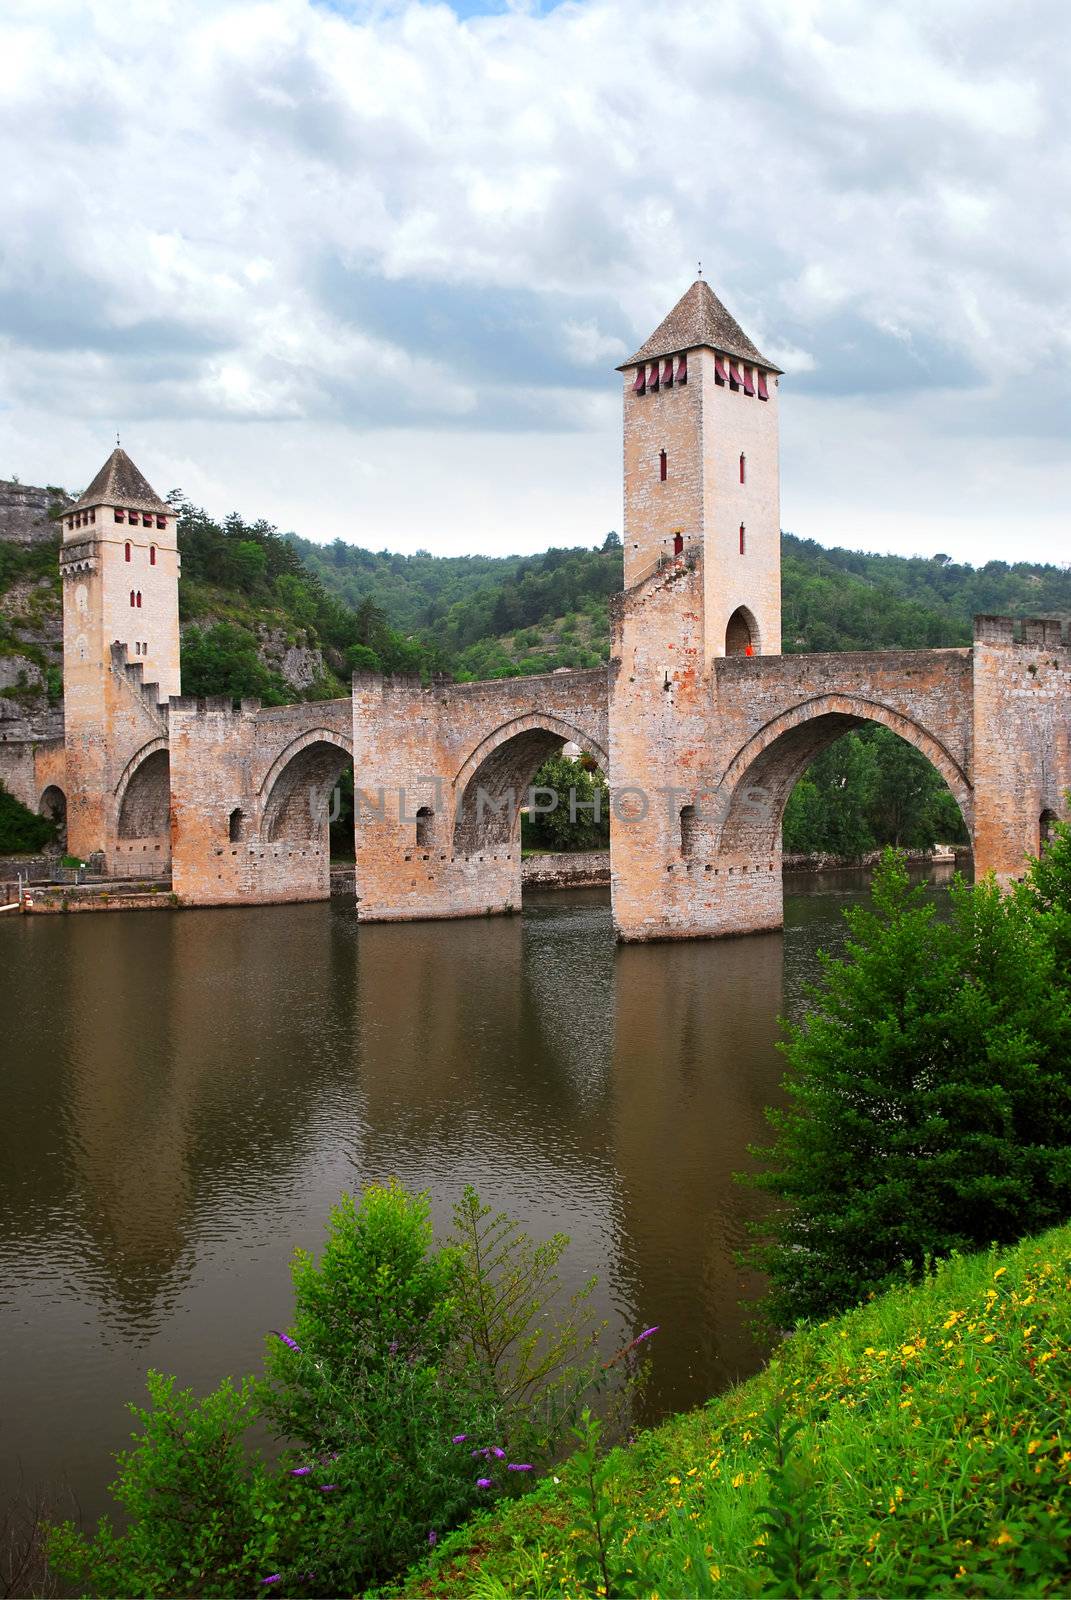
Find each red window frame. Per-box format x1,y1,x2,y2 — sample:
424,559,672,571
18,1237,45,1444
659,449,667,482
739,524,746,555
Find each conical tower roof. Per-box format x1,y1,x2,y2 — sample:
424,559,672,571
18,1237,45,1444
70,447,170,515
620,279,781,373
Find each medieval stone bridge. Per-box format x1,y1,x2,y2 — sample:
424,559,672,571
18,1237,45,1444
4,277,1068,938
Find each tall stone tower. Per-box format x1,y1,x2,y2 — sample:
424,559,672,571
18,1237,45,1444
59,448,179,859
619,278,782,659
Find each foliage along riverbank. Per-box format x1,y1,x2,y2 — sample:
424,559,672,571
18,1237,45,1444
386,1222,1071,1599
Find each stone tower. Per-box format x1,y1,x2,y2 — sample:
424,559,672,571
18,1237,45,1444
619,278,782,659
59,448,179,860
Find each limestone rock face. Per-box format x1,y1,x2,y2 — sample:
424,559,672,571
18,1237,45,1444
0,479,68,545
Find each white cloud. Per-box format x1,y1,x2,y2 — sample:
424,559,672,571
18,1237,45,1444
0,0,1067,562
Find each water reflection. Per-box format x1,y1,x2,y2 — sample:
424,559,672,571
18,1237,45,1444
0,873,952,1523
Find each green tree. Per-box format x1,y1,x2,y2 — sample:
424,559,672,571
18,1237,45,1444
180,623,291,705
744,851,1071,1325
0,782,55,854
522,753,609,852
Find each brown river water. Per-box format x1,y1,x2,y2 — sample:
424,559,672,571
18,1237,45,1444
0,868,955,1525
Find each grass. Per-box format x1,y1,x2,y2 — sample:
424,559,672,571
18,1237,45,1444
387,1223,1071,1597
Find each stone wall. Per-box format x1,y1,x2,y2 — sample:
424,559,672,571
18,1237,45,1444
521,850,610,890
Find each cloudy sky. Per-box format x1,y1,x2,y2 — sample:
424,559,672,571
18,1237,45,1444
1,0,1068,562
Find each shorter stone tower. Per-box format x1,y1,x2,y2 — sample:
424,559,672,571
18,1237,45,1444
619,278,782,659
59,448,179,860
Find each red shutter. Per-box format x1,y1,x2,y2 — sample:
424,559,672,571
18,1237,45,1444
632,367,646,394
659,450,667,482
150,546,156,566
728,362,743,389
739,454,746,483
662,357,674,387
739,524,746,554
647,362,659,392
757,371,769,400
714,356,728,385
741,366,755,396
136,591,142,608
676,354,687,384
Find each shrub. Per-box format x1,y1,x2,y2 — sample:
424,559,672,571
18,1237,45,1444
0,782,54,854
48,1181,631,1597
743,849,1071,1325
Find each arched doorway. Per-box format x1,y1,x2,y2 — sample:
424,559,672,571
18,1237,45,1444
1040,809,1060,852
725,606,758,657
114,745,172,877
117,748,171,838
39,785,67,853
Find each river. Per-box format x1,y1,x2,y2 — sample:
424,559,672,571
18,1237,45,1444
0,867,955,1525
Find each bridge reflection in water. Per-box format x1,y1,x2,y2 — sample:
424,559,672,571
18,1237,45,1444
0,870,954,1523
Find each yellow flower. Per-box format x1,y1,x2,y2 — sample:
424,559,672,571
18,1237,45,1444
668,1475,681,1486
982,1334,997,1344
1027,1441,1042,1454
731,1472,746,1489
995,1530,1014,1546
709,1567,721,1582
993,1266,1007,1279
901,1344,917,1357
1039,1351,1057,1364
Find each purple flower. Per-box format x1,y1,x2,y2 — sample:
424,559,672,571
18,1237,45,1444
507,1463,533,1472
635,1325,660,1343
428,1530,437,1547
490,1446,506,1459
476,1477,492,1489
289,1466,311,1477
451,1434,468,1444
471,1447,490,1458
320,1484,337,1492
260,1578,282,1587
271,1330,301,1352
389,1340,399,1355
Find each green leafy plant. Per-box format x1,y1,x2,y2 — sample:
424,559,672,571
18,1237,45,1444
449,1186,607,1460
742,849,1071,1325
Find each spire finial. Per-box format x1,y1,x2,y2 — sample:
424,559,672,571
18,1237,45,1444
116,431,121,449
697,259,703,279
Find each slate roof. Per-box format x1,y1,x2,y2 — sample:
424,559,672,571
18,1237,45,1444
71,448,170,515
620,279,782,373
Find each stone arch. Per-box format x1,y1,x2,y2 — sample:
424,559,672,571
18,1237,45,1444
259,729,354,845
725,605,758,657
452,713,609,857
39,784,67,851
715,694,973,858
116,745,171,839
1039,809,1060,852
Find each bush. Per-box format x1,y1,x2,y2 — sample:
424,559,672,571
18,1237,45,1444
742,849,1071,1326
48,1180,637,1597
522,754,609,853
0,782,54,854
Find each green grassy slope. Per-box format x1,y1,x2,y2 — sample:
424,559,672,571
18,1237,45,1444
392,1224,1071,1598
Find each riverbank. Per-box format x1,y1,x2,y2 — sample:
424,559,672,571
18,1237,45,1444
391,1222,1071,1598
